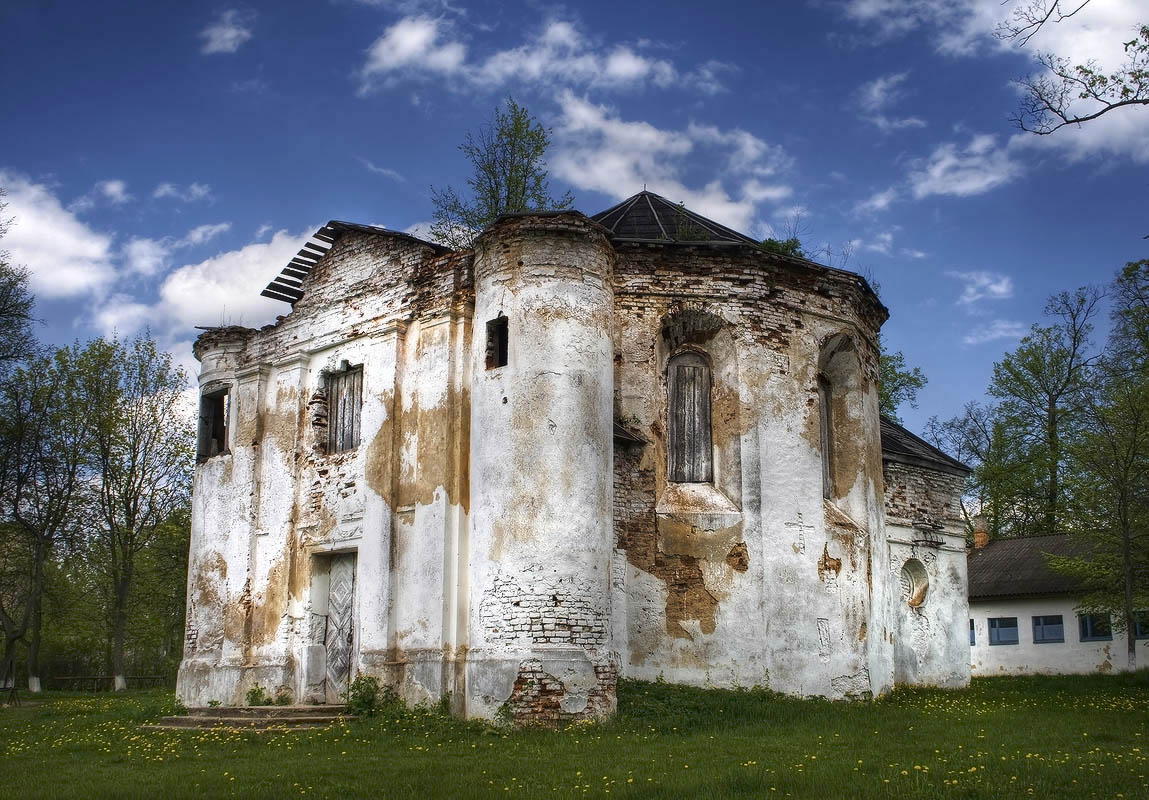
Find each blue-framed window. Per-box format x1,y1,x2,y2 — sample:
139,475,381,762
1133,611,1148,640
969,619,975,646
1079,613,1112,642
988,617,1019,645
1032,615,1064,643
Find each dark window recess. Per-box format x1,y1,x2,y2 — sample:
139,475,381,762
1032,614,1065,643
1079,612,1112,642
969,619,975,646
197,388,230,461
818,375,834,499
486,316,509,369
328,366,363,454
668,351,713,483
1135,612,1149,640
988,617,1019,645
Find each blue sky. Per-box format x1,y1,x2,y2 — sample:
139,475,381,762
1,0,1146,434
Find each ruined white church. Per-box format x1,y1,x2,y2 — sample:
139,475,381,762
177,192,972,721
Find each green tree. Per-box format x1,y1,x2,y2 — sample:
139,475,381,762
759,237,806,258
878,336,928,422
0,187,37,372
0,347,96,691
77,336,193,690
430,98,572,250
1049,261,1149,669
988,287,1102,535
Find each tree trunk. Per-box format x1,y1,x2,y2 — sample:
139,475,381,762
111,568,132,692
1046,401,1059,533
27,550,44,693
1123,524,1136,670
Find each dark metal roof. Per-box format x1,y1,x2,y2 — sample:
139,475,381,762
590,191,761,246
880,416,970,476
261,220,448,305
967,534,1093,600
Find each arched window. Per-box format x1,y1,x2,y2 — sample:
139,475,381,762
818,333,860,502
668,351,713,483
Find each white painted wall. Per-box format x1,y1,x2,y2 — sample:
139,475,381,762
969,596,1148,675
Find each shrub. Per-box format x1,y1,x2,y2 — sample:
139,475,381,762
344,675,380,716
274,687,293,706
245,685,273,706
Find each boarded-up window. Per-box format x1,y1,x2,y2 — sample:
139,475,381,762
327,366,363,454
486,316,509,369
818,375,834,499
668,351,713,483
196,387,230,462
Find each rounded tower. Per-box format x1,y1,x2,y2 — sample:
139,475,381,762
466,212,616,722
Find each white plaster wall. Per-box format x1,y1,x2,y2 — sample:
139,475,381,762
466,218,616,719
887,526,970,688
970,596,1148,675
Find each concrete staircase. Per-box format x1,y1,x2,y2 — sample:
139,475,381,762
145,705,352,731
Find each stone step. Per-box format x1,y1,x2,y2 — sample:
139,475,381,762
144,713,349,731
185,704,349,719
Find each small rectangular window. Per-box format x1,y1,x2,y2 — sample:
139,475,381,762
327,366,363,454
1079,613,1112,642
197,387,230,461
818,375,834,499
486,316,508,369
1135,612,1149,640
1032,614,1064,644
969,619,975,646
988,617,1019,645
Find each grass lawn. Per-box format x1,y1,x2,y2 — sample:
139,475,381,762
1,672,1146,799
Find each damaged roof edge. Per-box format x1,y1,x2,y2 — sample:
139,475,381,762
879,415,971,476
260,220,450,305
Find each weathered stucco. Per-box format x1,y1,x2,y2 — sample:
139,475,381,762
177,209,970,719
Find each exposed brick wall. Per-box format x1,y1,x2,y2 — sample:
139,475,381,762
479,574,608,648
882,461,965,528
504,661,617,725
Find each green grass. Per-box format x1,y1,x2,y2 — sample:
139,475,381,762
2,672,1147,799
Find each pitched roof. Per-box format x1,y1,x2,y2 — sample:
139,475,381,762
967,533,1093,600
590,191,761,246
879,416,970,476
261,221,448,305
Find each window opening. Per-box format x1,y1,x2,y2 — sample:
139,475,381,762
1079,613,1112,642
486,316,509,369
667,351,713,483
988,617,1019,645
1032,614,1064,643
818,375,833,499
969,619,975,646
327,365,363,454
197,387,230,461
1135,612,1149,640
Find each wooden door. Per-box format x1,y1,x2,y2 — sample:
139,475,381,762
324,553,356,703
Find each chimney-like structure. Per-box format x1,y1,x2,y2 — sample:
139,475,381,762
972,515,990,549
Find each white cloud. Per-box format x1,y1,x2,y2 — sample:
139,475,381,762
854,186,899,215
551,93,792,233
69,179,134,212
96,228,308,340
946,270,1014,305
120,222,233,277
856,72,926,131
403,221,437,241
0,171,117,298
358,157,406,182
901,248,928,259
200,9,254,55
153,182,214,203
909,134,1020,198
843,0,1149,162
359,17,733,95
964,318,1029,345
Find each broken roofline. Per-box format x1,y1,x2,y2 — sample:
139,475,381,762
260,193,886,314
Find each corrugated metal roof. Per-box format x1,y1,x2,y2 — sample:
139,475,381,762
261,220,448,305
880,415,970,475
967,533,1093,600
590,191,761,246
